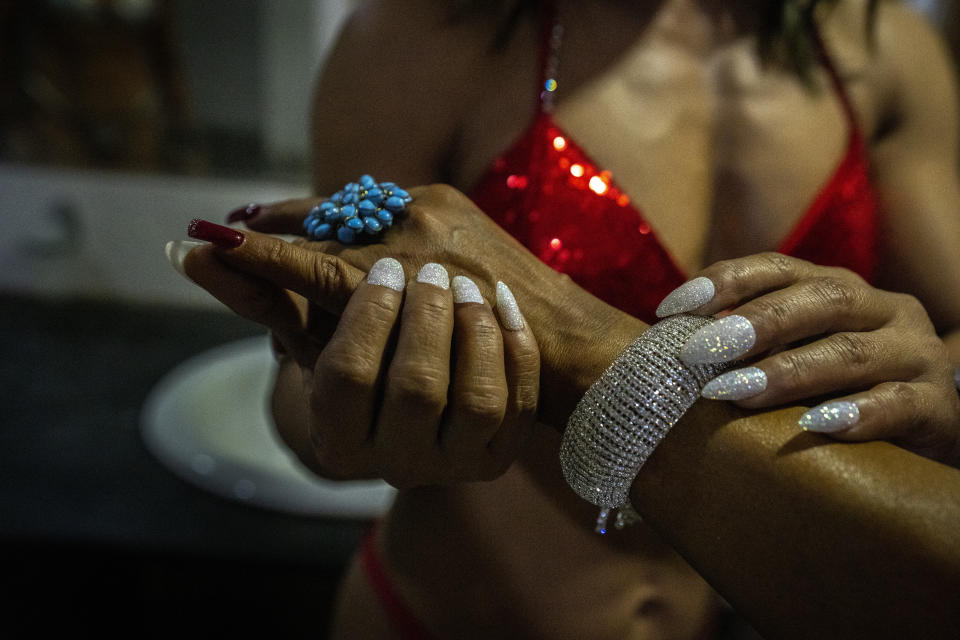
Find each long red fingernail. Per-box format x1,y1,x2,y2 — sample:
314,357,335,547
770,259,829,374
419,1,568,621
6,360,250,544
226,203,260,224
188,219,245,248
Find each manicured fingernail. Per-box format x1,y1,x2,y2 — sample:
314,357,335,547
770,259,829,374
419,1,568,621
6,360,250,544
680,315,756,364
656,277,715,317
452,275,483,304
799,401,860,433
187,219,245,248
417,263,449,290
367,257,405,291
164,240,204,280
701,367,767,400
226,203,260,224
496,281,524,330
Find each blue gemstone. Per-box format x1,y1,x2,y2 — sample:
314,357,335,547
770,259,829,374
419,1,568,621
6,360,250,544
363,217,382,234
336,226,356,244
346,216,364,231
357,199,376,216
364,189,383,205
308,204,323,217
320,200,336,212
329,191,343,203
342,192,357,204
314,222,333,239
360,174,376,188
345,182,359,192
376,210,393,224
341,204,356,218
392,188,410,200
385,196,405,212
324,207,341,223
380,182,396,190
305,217,318,234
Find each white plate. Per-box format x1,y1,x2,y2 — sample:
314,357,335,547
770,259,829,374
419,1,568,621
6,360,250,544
140,335,396,518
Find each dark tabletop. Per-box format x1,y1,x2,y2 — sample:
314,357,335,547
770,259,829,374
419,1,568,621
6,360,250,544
0,293,368,637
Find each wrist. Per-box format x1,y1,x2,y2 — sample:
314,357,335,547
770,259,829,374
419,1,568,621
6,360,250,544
532,286,648,428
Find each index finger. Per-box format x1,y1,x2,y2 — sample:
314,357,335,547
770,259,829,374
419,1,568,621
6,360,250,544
186,219,364,315
655,252,864,318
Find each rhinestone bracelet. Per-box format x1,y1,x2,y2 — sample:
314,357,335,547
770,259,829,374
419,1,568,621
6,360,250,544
559,314,732,533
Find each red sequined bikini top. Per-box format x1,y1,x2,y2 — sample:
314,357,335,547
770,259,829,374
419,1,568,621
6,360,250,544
470,11,879,324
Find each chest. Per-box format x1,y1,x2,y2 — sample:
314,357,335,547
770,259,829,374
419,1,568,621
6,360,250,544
456,26,878,274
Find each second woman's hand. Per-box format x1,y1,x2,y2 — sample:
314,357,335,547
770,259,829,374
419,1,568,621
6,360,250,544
657,252,960,464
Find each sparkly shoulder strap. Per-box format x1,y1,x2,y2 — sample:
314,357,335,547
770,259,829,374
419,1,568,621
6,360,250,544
537,1,563,112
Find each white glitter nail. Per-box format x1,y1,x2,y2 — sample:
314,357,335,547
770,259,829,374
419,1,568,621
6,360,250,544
367,257,405,291
452,275,483,304
417,263,449,290
679,315,756,365
496,281,524,330
165,240,204,280
656,277,715,317
701,367,767,400
799,401,860,433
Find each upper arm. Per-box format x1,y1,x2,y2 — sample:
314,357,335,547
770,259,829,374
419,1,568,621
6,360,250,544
868,1,960,331
309,0,487,195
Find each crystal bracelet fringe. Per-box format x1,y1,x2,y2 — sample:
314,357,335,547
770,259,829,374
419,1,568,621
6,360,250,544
560,314,733,534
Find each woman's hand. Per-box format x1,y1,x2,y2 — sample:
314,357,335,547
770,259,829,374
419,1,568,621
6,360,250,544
656,252,960,464
231,184,648,427
170,226,540,487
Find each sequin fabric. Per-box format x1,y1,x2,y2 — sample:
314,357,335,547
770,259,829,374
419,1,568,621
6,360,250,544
469,7,879,324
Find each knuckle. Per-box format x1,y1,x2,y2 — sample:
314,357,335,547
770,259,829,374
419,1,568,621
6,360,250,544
387,367,449,408
407,294,451,323
311,252,351,301
747,295,793,334
807,277,863,311
879,381,921,413
825,332,876,369
824,264,865,286
469,314,502,342
757,251,801,277
456,386,508,423
772,350,810,389
316,350,377,391
917,334,951,375
356,291,401,320
892,291,930,321
514,382,540,421
713,258,754,296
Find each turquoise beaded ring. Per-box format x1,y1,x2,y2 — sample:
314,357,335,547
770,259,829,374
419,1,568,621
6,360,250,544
303,175,412,244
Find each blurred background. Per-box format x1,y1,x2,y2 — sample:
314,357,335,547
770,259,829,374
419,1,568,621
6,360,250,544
0,0,956,637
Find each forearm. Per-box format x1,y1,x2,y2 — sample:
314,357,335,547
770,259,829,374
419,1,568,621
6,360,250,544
632,400,960,639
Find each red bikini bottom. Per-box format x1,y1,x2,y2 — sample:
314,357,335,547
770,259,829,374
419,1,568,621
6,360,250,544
359,527,440,640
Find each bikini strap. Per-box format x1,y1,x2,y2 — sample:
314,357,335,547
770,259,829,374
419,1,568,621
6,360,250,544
808,15,861,136
537,0,563,113
360,528,440,640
